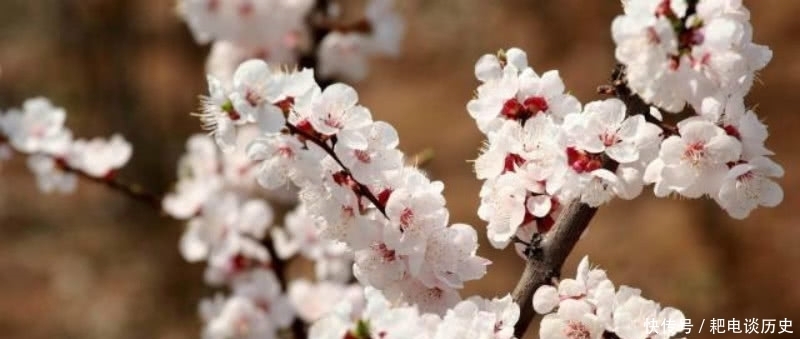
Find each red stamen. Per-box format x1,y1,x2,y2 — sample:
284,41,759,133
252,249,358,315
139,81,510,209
503,153,525,173
523,96,549,114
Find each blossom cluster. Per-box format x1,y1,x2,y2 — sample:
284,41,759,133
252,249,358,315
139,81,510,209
317,0,405,82
200,269,294,339
613,0,772,112
469,7,782,249
164,130,276,283
533,257,686,339
613,0,783,219
194,58,491,314
468,48,663,249
199,267,362,339
273,204,355,282
178,0,404,82
0,97,132,193
163,129,359,338
309,287,519,339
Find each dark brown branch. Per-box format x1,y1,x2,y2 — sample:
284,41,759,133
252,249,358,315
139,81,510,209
511,64,648,338
511,162,615,338
298,0,334,87
263,237,307,339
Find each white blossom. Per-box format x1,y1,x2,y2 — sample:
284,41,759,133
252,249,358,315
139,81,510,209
178,0,313,47
534,256,685,339
317,0,404,82
1,97,72,154
179,193,273,262
309,287,518,339
716,155,783,219
612,0,771,112
271,204,353,282
644,118,741,198
300,83,373,138
26,155,77,194
66,134,132,177
318,32,370,83
288,280,363,322
567,99,653,164
467,51,580,134
197,75,240,153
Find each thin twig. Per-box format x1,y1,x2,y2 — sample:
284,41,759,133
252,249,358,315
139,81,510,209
58,162,164,210
0,135,165,211
285,123,388,217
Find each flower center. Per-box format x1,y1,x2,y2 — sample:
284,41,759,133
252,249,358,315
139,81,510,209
399,207,414,229
564,320,591,339
567,147,603,173
231,254,250,271
427,287,443,299
341,205,355,219
599,131,620,147
254,299,271,312
523,96,549,114
274,97,294,114
323,113,343,129
245,88,261,107
372,243,396,262
683,141,706,164
501,96,549,122
354,150,371,163
646,27,662,45
277,145,294,158
501,99,523,119
503,153,526,173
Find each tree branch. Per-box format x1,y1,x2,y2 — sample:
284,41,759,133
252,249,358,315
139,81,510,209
510,169,612,338
510,64,650,338
57,161,164,210
0,135,165,211
298,0,334,87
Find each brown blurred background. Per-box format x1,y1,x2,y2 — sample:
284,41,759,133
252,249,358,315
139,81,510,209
0,1,798,338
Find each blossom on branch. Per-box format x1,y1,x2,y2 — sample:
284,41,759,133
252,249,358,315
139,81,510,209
612,0,772,112
468,49,665,250
0,97,133,192
308,287,519,339
195,59,491,313
469,43,782,249
179,0,405,83
534,257,686,339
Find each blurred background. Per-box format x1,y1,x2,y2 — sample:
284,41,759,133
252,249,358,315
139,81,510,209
0,1,798,338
